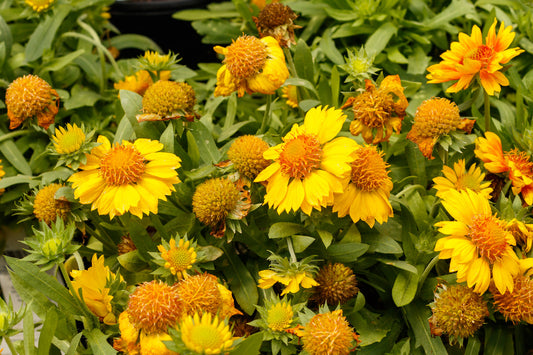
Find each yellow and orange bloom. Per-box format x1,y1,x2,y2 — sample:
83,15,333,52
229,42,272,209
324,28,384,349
136,80,197,122
432,159,493,199
68,135,181,219
179,312,237,354
258,269,318,295
332,145,393,227
157,237,197,279
427,20,524,95
214,35,289,97
255,106,358,215
506,219,533,254
70,254,118,325
342,75,408,144
434,189,520,294
281,85,299,108
25,0,54,12
5,74,59,130
114,70,171,96
407,97,475,159
226,135,270,180
0,159,5,195
52,123,86,155
33,184,70,225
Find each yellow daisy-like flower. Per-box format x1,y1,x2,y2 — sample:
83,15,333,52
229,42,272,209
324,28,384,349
506,219,533,253
281,85,299,108
296,310,359,355
143,51,172,67
258,269,318,295
157,237,197,279
52,123,86,154
342,75,408,144
68,135,181,219
33,184,70,225
70,254,117,325
266,299,294,332
114,70,171,97
406,97,475,159
5,74,59,130
255,106,358,215
332,145,393,227
433,159,493,199
179,312,236,355
113,311,140,354
427,20,524,95
227,135,270,180
475,132,533,205
25,0,54,12
139,331,177,355
137,80,197,122
434,189,520,294
214,35,289,97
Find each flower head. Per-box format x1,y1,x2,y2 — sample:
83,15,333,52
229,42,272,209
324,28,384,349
156,237,197,280
255,106,358,215
25,0,54,12
433,159,493,199
192,177,251,238
114,70,171,96
434,189,520,294
0,159,5,195
5,74,59,129
68,135,181,219
506,219,533,254
214,35,289,97
139,51,179,72
253,2,301,47
428,284,488,344
281,85,299,108
33,184,70,225
258,254,319,295
179,312,237,355
70,254,119,325
113,311,140,354
312,263,358,306
407,98,475,159
342,75,408,144
339,46,379,84
127,280,181,334
140,331,177,355
52,123,85,154
0,297,26,339
227,135,270,180
137,80,197,122
427,20,524,95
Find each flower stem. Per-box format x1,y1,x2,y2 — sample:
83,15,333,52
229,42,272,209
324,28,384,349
258,94,273,134
287,237,297,263
484,90,491,132
283,47,297,78
5,336,18,355
0,130,30,144
417,255,440,295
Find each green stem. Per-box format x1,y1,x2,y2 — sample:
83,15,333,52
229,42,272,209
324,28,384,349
484,90,491,132
5,336,18,355
258,94,273,134
417,255,440,295
287,237,297,263
0,130,30,143
283,47,297,78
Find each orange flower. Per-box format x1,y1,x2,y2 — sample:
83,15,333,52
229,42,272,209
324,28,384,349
427,20,524,95
342,75,407,144
114,70,171,96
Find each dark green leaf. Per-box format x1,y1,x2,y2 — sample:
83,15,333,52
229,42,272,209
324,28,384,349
109,34,161,51
173,9,239,21
114,115,136,143
268,222,308,239
293,39,315,83
84,329,117,355
38,49,85,73
465,336,481,355
160,122,175,153
0,175,35,189
484,326,513,355
25,6,70,61
366,234,403,254
0,128,32,175
127,217,157,261
64,84,102,110
0,14,13,67
24,308,36,355
365,22,397,57
392,270,419,307
349,308,392,346
229,332,263,355
221,246,258,315
327,242,369,262
188,121,221,164
291,235,315,253
403,301,447,355
319,29,344,65
377,259,418,274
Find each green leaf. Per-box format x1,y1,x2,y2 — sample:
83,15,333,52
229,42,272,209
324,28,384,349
317,229,333,248
64,84,102,110
319,29,344,65
65,332,83,355
160,122,175,153
25,6,70,62
188,121,221,164
0,128,32,175
40,167,73,185
0,175,35,189
229,332,263,355
349,308,392,346
484,326,513,355
84,328,117,355
377,259,418,274
37,307,58,355
127,217,157,261
366,234,403,254
38,49,85,73
114,115,136,143
8,267,57,320
24,307,36,355
173,9,239,21
0,14,13,68
365,22,397,57
291,235,315,253
293,39,315,83
5,257,84,316
392,270,419,307
117,250,149,272
422,0,475,30
109,34,161,51
327,242,369,262
465,336,481,355
221,246,258,316
406,46,430,75
268,222,308,239
119,89,143,134
403,301,447,355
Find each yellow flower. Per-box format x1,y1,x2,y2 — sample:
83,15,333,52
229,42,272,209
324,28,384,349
281,85,299,108
143,51,172,67
214,35,289,97
227,135,270,180
332,145,393,227
297,310,358,355
33,184,70,225
68,135,181,219
5,74,59,130
0,159,5,195
475,132,533,205
127,280,181,334
312,263,358,306
427,20,524,95
506,219,533,253
179,312,237,355
25,0,54,12
342,75,407,144
258,269,318,295
157,237,197,279
266,300,294,331
252,2,301,47
406,97,475,159
139,331,177,355
52,123,86,154
114,70,170,97
432,159,493,199
428,284,488,343
137,80,197,122
255,106,358,215
70,254,117,325
434,189,520,294
113,311,140,354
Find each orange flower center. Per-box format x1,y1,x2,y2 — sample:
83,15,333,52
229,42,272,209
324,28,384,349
350,146,389,191
225,36,268,79
505,149,533,176
468,214,508,263
467,45,495,66
352,91,393,128
279,134,322,179
100,145,146,186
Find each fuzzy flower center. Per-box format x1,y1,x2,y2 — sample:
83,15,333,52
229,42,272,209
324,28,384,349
352,91,392,128
6,74,53,119
142,80,196,116
33,184,70,225
192,178,240,227
505,149,533,175
350,146,389,191
227,135,270,179
279,134,322,179
413,97,461,137
225,35,268,79
267,303,293,331
492,275,533,324
467,45,495,66
468,214,508,263
99,145,146,186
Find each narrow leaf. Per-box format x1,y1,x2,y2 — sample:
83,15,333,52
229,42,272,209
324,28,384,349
403,301,447,355
25,7,69,61
84,329,117,355
37,308,58,355
221,246,258,315
65,332,83,355
24,308,36,355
